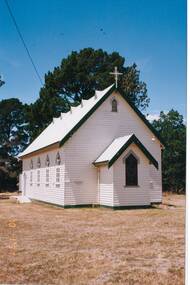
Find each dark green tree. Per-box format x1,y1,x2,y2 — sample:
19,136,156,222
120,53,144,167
152,109,186,193
29,48,149,139
0,75,5,87
0,99,29,191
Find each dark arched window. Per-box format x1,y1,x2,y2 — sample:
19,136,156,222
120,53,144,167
30,159,33,169
56,152,61,165
37,157,41,168
46,155,50,167
125,154,138,186
112,99,117,112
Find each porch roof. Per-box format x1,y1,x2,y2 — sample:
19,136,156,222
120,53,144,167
93,134,159,169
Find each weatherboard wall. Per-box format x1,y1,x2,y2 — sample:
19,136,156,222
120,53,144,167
149,154,162,203
99,165,114,206
63,91,162,206
22,148,65,205
22,90,162,206
113,144,150,206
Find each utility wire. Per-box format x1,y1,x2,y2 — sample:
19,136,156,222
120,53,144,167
4,0,43,85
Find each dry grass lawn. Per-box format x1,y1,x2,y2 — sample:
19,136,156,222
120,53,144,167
0,193,185,285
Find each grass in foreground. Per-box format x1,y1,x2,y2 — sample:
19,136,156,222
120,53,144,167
0,193,185,285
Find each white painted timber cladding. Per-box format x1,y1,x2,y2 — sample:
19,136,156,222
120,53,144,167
99,165,114,206
22,148,65,205
113,144,150,206
149,159,162,203
22,90,162,206
63,91,161,205
19,174,23,193
23,165,65,205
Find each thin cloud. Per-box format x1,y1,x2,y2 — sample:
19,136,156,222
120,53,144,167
0,49,21,68
146,113,160,122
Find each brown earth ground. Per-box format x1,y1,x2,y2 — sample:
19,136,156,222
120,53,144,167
0,193,185,285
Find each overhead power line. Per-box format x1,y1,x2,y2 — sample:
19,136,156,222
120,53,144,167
4,0,43,85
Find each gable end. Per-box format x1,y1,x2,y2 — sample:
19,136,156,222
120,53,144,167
59,85,164,148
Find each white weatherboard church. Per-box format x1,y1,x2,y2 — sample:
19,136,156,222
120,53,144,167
19,68,164,209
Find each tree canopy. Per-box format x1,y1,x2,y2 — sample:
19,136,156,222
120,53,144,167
0,75,5,87
29,48,149,139
0,49,186,193
152,109,186,193
0,99,29,191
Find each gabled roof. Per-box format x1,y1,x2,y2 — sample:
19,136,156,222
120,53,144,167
19,84,164,158
19,85,114,157
93,134,159,169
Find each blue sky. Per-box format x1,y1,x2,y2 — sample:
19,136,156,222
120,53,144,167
0,0,186,118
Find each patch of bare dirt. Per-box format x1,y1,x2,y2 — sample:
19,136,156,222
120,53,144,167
0,194,185,284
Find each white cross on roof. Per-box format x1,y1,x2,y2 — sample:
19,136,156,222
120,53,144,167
109,66,123,88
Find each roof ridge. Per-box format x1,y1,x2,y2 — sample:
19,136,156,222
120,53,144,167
56,85,114,122
18,83,164,158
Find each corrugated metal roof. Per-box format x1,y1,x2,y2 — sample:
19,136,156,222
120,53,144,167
94,134,159,169
18,84,114,157
94,135,133,164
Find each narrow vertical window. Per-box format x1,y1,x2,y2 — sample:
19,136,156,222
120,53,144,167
30,171,33,186
46,155,50,167
37,157,41,168
112,99,117,112
125,154,138,186
46,169,49,187
56,168,60,187
56,152,61,165
30,159,33,169
37,170,40,186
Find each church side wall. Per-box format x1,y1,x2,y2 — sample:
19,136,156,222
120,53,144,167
113,144,150,206
63,91,162,206
99,165,114,207
149,152,162,203
21,90,162,207
22,149,65,206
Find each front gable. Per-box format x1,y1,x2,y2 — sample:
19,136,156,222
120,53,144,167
93,134,159,169
20,85,163,207
19,84,163,158
59,86,164,148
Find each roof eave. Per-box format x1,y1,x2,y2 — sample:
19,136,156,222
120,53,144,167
18,141,60,159
108,134,159,169
59,84,116,147
59,85,165,149
93,160,109,167
116,87,165,147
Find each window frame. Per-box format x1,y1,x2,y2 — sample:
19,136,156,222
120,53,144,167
37,169,40,186
125,153,138,187
111,98,118,112
46,155,50,167
30,159,33,169
30,171,33,186
37,157,41,168
56,167,60,187
56,152,61,165
45,168,49,187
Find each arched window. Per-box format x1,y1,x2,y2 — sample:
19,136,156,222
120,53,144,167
125,154,138,186
37,157,41,168
46,155,50,167
112,99,117,112
30,159,33,169
56,152,61,165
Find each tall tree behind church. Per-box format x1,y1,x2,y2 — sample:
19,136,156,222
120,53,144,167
152,110,186,193
0,99,29,191
29,48,149,140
